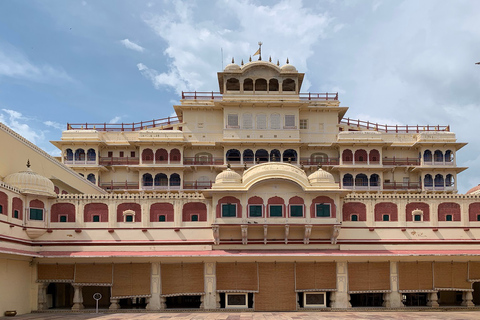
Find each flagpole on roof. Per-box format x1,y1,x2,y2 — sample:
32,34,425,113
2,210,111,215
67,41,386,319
253,41,262,61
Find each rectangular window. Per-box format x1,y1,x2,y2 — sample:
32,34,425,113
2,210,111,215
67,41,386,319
14,210,19,219
270,114,281,129
222,203,237,217
315,204,330,217
59,215,67,222
29,208,43,221
446,214,453,221
125,215,134,222
131,151,135,157
303,292,326,308
243,113,253,129
159,215,166,222
351,214,358,221
300,119,308,130
0,205,2,214
191,214,199,222
269,205,283,217
382,214,390,221
227,114,239,128
256,114,267,129
414,214,422,221
249,205,262,217
225,293,248,309
284,115,296,128
93,215,100,222
290,205,303,217
477,214,480,221
119,151,124,157
108,151,113,157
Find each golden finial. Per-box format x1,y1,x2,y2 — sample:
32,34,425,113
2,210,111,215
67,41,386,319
241,59,244,66
277,60,280,66
269,56,272,62
286,58,289,64
232,57,234,63
227,163,231,169
26,159,31,168
249,56,252,62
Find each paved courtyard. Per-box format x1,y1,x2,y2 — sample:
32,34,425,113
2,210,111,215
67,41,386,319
3,311,480,320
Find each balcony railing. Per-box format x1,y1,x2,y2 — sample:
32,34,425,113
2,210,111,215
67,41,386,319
183,157,224,165
99,157,140,166
67,116,181,131
183,180,213,189
64,159,96,165
182,91,339,101
340,118,449,133
383,158,420,166
383,182,422,190
100,182,139,191
300,158,340,166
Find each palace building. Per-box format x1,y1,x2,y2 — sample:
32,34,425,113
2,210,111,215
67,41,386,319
2,57,480,314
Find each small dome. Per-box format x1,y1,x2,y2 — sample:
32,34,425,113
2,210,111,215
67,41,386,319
224,63,241,71
308,166,338,188
280,64,297,73
4,163,56,197
215,167,242,184
467,184,480,195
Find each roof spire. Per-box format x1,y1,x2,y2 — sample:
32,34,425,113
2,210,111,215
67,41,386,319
277,59,280,66
241,59,244,66
232,57,234,63
249,56,252,62
286,58,289,64
26,159,31,168
269,56,272,62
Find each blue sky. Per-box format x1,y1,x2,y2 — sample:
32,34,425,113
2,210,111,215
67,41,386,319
1,0,480,192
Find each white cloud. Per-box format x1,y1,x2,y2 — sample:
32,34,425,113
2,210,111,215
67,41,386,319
0,43,73,83
109,116,121,124
139,0,335,94
0,109,43,144
120,39,145,52
44,120,64,131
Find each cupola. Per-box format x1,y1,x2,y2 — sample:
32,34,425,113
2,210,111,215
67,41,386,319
308,165,338,189
215,165,242,184
4,160,56,197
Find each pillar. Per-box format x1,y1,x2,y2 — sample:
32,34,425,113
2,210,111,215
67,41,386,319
37,283,48,310
203,262,217,309
109,298,120,310
146,263,161,310
71,284,84,310
427,292,439,307
462,291,474,307
384,261,404,308
332,262,350,308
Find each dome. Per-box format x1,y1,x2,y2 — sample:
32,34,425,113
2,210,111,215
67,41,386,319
215,167,242,184
467,184,480,195
224,63,241,72
280,64,297,73
308,166,338,189
4,163,56,197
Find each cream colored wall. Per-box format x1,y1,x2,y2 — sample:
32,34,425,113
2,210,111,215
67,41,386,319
0,256,34,315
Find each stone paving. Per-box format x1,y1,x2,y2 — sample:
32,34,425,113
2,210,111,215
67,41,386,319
3,311,480,320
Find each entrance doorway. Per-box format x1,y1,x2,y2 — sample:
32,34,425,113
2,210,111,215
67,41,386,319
402,293,428,306
165,295,202,309
438,291,462,306
350,293,384,307
82,286,110,309
46,283,74,309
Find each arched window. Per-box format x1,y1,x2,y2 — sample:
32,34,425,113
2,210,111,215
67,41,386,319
255,78,267,91
255,149,269,163
434,174,444,188
355,174,368,187
154,173,168,187
256,114,267,129
269,79,279,91
65,149,73,161
242,113,253,129
445,150,454,162
270,149,281,162
142,149,154,163
155,148,168,162
194,152,212,164
370,174,380,187
170,173,181,187
75,149,85,161
244,78,253,91
87,149,96,162
270,113,281,129
434,150,443,162
226,149,241,163
369,149,380,163
283,149,297,162
354,149,367,163
342,149,353,163
170,149,181,163
87,173,96,184
282,78,296,91
143,173,153,187
424,150,432,162
243,149,254,163
446,174,454,187
424,174,433,187
226,78,240,91
343,174,353,187
311,152,328,164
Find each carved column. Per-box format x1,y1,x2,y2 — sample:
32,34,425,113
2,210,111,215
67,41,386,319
109,298,120,310
37,283,48,310
384,261,404,308
332,262,350,308
203,262,217,309
462,291,474,307
427,292,439,307
146,262,161,310
71,284,84,310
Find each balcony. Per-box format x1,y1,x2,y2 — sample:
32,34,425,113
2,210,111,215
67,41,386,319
182,91,339,101
383,182,422,190
99,181,139,191
67,116,181,131
300,158,340,166
99,156,139,166
64,158,96,165
383,158,420,166
183,157,224,166
340,118,449,133
183,180,213,190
